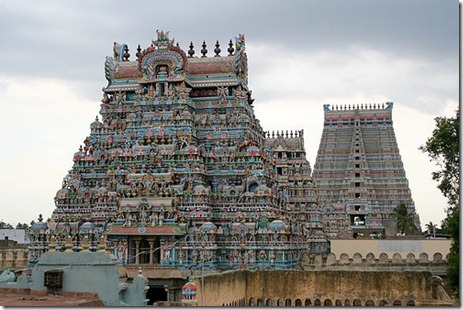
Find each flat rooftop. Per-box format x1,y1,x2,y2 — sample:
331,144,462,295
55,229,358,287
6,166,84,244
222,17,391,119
0,288,103,307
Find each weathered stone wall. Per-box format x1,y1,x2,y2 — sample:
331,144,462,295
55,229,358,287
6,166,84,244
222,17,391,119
194,270,247,307
193,269,452,306
0,249,28,270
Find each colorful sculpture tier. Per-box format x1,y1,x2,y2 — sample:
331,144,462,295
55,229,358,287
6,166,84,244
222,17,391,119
32,31,327,270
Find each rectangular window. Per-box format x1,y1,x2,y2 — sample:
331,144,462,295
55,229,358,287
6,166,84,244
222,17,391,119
355,193,360,198
355,182,360,187
355,173,360,177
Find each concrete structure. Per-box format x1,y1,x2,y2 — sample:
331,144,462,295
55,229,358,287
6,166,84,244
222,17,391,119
0,244,149,307
313,103,421,237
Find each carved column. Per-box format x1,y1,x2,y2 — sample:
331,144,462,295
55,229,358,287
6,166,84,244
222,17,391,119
148,239,155,265
135,240,140,265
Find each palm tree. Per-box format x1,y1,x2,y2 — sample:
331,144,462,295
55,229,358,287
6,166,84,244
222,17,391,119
425,221,438,238
392,203,418,235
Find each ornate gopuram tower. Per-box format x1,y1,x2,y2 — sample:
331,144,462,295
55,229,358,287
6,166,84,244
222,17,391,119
264,130,327,253
313,103,421,238
41,31,325,300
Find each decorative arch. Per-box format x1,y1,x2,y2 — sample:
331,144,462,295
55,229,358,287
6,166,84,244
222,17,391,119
266,298,273,306
285,298,291,306
353,299,362,306
335,299,343,306
138,45,187,81
248,297,255,306
365,299,375,306
314,299,321,306
257,298,264,306
277,299,284,306
379,299,388,306
248,181,259,192
304,298,312,306
393,299,402,306
344,299,351,306
407,300,416,306
324,299,332,306
295,299,302,306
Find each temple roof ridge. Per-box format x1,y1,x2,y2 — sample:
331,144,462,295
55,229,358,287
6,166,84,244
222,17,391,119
265,129,304,139
105,30,249,90
323,102,393,112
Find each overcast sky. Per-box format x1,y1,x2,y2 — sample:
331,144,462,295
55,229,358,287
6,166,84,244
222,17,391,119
0,0,458,230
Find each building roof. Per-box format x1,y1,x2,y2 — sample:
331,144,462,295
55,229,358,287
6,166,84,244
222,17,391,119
0,288,104,307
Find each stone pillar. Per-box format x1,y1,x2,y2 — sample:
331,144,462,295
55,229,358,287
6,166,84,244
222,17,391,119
135,240,140,265
148,240,155,265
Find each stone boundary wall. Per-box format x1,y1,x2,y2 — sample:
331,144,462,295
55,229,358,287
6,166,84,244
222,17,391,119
300,251,448,275
193,269,453,307
193,270,247,306
0,249,28,270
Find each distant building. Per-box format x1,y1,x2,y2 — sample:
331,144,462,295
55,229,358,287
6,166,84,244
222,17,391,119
0,229,30,245
313,104,420,238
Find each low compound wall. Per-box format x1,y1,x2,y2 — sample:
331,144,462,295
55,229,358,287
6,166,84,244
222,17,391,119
0,249,28,270
193,269,453,306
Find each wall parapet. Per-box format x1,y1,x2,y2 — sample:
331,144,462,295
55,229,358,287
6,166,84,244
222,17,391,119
300,252,447,275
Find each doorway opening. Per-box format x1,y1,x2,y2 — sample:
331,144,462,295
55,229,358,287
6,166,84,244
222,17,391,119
146,286,168,305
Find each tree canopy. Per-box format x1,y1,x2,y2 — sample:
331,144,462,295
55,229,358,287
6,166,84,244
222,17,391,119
419,108,459,209
392,202,418,235
420,107,459,296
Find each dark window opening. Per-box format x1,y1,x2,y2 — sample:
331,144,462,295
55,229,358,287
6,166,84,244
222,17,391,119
146,286,168,305
249,182,258,192
159,83,166,96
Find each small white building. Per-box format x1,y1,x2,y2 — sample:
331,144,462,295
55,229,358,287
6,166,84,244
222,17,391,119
0,229,30,244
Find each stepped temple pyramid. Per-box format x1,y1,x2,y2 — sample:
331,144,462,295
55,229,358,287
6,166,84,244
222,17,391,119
28,31,420,282
313,104,420,238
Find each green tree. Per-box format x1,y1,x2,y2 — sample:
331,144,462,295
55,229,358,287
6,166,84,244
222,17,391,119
15,222,30,230
0,221,13,229
425,221,438,238
419,109,459,208
392,203,418,235
420,107,459,296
